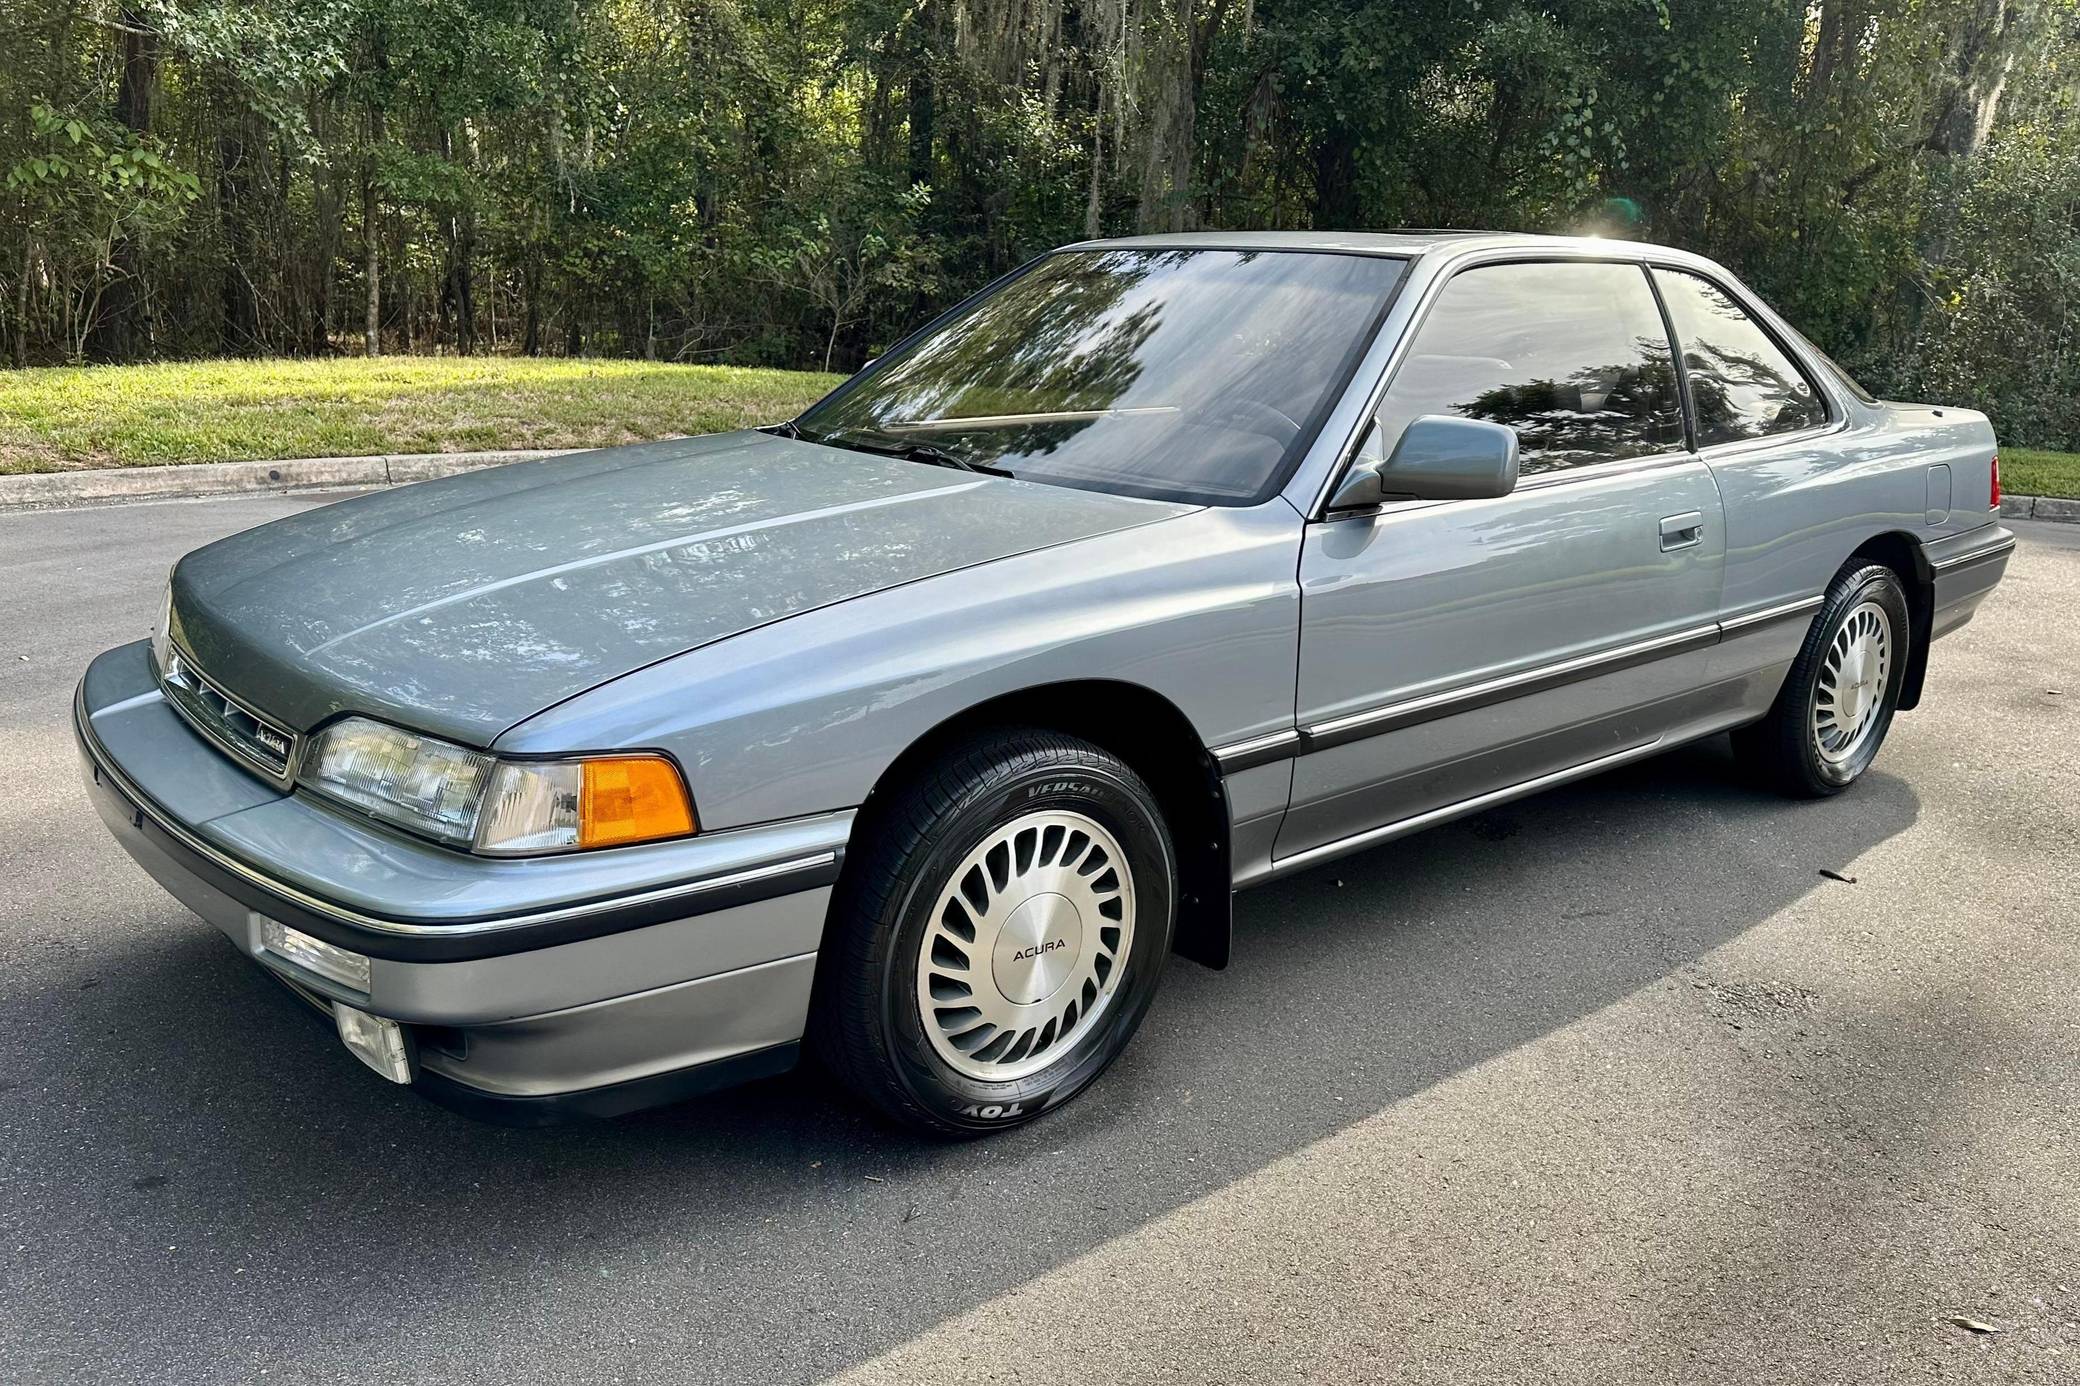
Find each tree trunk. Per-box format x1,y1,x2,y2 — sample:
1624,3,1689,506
1313,131,1359,230
362,22,387,356
522,254,542,355
310,122,343,355
1912,0,2035,345
1136,28,1194,231
217,112,262,352
362,162,381,354
1086,82,1104,239
13,239,31,369
1927,0,2028,160
1806,1,1854,103
906,1,937,188
440,125,478,355
1135,0,1231,233
86,4,160,362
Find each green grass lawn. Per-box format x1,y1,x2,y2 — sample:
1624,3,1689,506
0,357,845,474
2001,447,2080,502
9,358,2080,499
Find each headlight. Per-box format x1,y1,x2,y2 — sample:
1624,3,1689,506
297,716,695,855
298,718,495,846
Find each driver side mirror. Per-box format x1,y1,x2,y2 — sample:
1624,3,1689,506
1327,415,1520,514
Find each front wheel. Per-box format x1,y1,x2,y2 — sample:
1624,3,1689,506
810,729,1176,1136
1734,560,1911,797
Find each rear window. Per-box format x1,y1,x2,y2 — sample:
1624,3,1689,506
1786,325,1878,405
1653,269,1828,445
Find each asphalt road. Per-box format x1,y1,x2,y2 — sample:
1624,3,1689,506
2,495,2075,1385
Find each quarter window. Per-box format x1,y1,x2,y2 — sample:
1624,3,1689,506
1652,269,1826,446
1375,261,1683,476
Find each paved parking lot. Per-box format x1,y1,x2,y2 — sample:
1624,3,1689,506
2,495,2075,1384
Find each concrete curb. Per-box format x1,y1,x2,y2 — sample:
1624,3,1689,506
2001,493,2080,523
0,449,576,512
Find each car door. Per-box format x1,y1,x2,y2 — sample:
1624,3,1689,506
1274,257,1728,863
1648,264,1854,619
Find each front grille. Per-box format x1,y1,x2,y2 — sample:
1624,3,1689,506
159,646,300,784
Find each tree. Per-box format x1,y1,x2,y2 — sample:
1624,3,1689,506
4,0,2080,456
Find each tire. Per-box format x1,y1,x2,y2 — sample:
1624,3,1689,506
810,729,1176,1137
1733,561,1912,798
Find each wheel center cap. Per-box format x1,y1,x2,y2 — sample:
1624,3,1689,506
992,893,1083,1005
1845,646,1876,718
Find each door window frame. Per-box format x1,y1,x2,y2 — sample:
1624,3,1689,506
1308,247,1852,519
1644,260,1842,461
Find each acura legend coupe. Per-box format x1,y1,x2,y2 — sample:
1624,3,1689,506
76,231,2013,1134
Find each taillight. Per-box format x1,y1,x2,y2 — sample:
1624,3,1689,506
1990,454,2001,510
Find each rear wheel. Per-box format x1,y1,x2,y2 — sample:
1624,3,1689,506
811,729,1175,1136
1734,561,1911,797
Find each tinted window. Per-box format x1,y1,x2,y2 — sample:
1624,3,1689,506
797,249,1405,506
1786,324,1878,405
1653,268,1826,445
1375,261,1682,476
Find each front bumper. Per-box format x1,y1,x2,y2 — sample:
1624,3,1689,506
76,641,848,1123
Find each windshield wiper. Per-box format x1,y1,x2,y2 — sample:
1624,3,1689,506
793,424,1014,478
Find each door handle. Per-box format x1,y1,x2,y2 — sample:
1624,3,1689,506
1659,511,1704,551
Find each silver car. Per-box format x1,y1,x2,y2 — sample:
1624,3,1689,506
76,231,2014,1134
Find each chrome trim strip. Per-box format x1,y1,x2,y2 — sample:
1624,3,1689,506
79,687,840,940
1931,533,2017,573
1212,729,1304,774
1256,738,1667,882
1305,621,1721,750
1509,449,1697,492
1717,594,1825,637
1691,419,1847,463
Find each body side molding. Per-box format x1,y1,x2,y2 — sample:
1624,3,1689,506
1209,592,1826,775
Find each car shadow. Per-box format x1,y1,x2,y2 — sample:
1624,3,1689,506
7,738,1920,1382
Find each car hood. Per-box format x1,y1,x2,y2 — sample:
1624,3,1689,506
170,431,1192,746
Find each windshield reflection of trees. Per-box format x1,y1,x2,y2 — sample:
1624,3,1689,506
830,250,1173,458
1450,344,1683,473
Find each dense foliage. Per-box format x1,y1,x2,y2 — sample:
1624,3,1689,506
3,1,2076,446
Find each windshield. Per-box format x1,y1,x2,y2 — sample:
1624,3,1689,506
795,248,1406,506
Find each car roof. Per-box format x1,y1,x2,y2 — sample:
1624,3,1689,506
1061,229,1658,260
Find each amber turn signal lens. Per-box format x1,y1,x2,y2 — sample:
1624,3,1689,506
578,757,696,849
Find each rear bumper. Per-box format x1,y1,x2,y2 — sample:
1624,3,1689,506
76,642,847,1120
1923,523,2015,640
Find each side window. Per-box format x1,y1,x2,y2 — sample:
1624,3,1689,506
1652,268,1826,446
1375,261,1683,477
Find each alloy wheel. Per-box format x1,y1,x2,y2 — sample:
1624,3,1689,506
1813,600,1893,766
913,809,1136,1083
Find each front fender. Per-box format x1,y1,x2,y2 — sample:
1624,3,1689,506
495,503,1306,834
